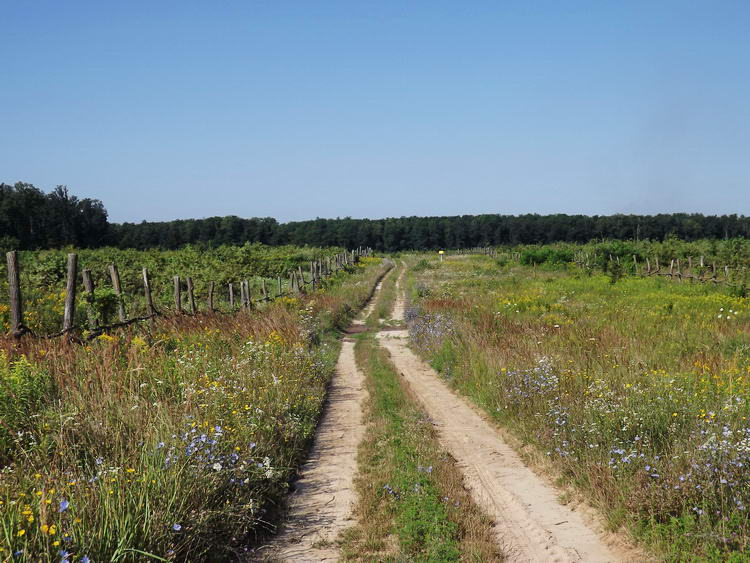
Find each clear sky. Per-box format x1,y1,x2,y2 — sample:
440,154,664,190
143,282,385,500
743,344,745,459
2,1,749,223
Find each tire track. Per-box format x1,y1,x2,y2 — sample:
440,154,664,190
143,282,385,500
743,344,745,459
376,287,633,562
255,269,393,562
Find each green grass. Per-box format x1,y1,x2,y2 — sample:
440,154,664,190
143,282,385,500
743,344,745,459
340,334,499,562
366,260,400,327
407,254,750,561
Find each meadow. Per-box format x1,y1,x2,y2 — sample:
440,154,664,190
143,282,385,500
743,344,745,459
406,252,750,561
0,249,386,562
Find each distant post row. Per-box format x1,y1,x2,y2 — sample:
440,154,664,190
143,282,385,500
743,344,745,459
4,247,373,339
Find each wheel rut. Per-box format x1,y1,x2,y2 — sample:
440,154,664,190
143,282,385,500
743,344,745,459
376,281,634,563
254,267,392,562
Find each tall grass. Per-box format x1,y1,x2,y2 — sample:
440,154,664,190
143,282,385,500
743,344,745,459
0,258,387,562
408,255,750,560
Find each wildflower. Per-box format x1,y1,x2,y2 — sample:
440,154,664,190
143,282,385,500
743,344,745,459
81,557,91,563
59,499,69,512
17,529,25,537
172,523,182,531
212,462,222,471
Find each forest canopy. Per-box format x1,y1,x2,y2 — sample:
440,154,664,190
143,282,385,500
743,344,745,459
2,182,749,251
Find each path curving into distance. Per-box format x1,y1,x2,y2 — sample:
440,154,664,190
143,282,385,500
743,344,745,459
376,279,634,563
255,267,393,562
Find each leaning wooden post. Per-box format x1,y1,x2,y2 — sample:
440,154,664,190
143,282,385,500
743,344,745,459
244,280,252,308
62,253,78,334
207,281,215,312
186,277,196,314
82,269,97,330
240,280,249,309
6,251,23,337
142,268,156,318
173,276,182,313
229,283,235,308
109,263,127,322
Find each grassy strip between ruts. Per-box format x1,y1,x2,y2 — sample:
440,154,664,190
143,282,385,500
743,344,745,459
340,334,500,562
366,260,401,328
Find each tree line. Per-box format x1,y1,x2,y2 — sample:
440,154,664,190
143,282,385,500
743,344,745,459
3,182,749,251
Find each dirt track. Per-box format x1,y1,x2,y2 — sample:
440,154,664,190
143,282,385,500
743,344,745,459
258,338,364,562
259,263,638,562
256,270,394,561
377,288,630,562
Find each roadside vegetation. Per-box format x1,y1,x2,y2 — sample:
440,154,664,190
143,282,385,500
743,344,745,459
340,334,500,562
406,250,750,560
0,255,386,562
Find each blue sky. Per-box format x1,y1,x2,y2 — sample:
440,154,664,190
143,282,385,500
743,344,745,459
2,1,749,222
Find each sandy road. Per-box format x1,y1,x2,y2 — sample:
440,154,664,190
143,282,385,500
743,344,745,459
255,268,393,562
377,287,629,563
257,338,364,562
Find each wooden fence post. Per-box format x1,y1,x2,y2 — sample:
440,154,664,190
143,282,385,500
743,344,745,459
82,269,97,330
62,253,78,334
229,283,235,308
277,276,282,297
173,276,182,313
142,268,156,317
298,266,305,292
186,277,196,314
244,280,251,308
261,278,267,301
208,281,215,311
6,251,23,337
240,280,249,309
109,263,127,322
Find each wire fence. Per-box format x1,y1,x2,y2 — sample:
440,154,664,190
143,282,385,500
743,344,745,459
4,247,373,341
